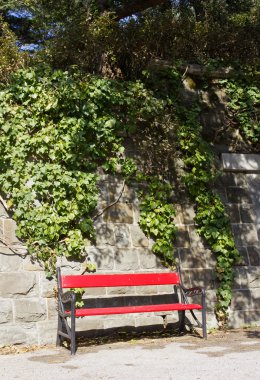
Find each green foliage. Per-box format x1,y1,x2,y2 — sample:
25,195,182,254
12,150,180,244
195,193,240,320
0,67,164,275
177,105,240,326
0,17,27,82
27,1,259,77
139,178,177,268
220,75,260,150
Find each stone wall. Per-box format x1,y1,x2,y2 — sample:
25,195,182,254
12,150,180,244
0,154,259,346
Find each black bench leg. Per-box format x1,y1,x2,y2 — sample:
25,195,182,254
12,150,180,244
202,307,207,339
70,294,76,355
56,314,62,347
179,310,185,334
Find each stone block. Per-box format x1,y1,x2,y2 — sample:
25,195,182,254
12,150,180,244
134,314,164,328
104,316,135,330
103,203,134,224
0,203,8,218
227,310,260,328
226,187,252,204
0,324,38,346
188,226,208,249
188,269,216,290
22,256,44,271
205,312,218,329
132,204,140,225
157,284,175,294
95,223,115,246
0,219,3,237
2,219,20,245
84,287,107,297
14,299,47,322
222,153,260,172
94,201,107,223
215,188,228,203
173,204,184,225
232,224,259,246
135,285,158,296
179,248,207,269
0,300,13,324
179,270,191,288
162,313,179,326
97,180,109,203
86,246,115,271
226,203,240,223
56,257,83,274
233,267,248,289
74,316,104,332
240,204,257,223
205,290,217,312
107,286,135,295
204,249,217,268
129,225,149,247
108,180,125,202
250,288,260,310
228,310,250,328
174,227,190,248
40,273,56,298
114,248,140,271
138,248,165,270
47,298,57,320
219,173,236,187
109,183,137,204
247,268,260,288
37,320,57,344
235,247,249,266
181,204,196,224
247,246,260,266
114,225,131,247
0,248,23,271
0,273,38,298
230,290,252,311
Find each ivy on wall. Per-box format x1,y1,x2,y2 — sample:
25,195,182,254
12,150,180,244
0,67,164,276
220,74,260,150
138,177,177,268
177,113,240,326
0,64,251,327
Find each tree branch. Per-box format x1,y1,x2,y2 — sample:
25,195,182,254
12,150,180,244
98,0,168,20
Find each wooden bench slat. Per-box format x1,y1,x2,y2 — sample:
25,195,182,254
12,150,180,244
61,272,180,288
65,303,203,317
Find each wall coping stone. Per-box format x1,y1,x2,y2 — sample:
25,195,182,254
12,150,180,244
222,153,260,172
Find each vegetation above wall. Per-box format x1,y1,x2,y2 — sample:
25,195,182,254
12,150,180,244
0,0,259,326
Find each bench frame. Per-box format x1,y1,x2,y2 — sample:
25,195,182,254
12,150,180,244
56,268,207,354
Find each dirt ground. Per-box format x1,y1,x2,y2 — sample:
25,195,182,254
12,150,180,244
1,326,260,357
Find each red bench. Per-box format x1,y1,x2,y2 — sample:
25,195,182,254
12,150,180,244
56,268,207,354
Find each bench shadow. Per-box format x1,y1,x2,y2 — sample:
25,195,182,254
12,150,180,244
73,323,201,350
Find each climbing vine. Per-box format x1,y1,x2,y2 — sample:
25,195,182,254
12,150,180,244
177,107,240,326
138,177,177,268
0,63,249,327
0,67,164,276
220,74,259,150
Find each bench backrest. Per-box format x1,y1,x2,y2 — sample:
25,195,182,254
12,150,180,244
59,272,180,288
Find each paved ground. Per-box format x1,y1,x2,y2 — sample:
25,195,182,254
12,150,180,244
1,328,260,380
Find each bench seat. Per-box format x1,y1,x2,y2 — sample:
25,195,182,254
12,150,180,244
56,268,207,354
66,303,203,317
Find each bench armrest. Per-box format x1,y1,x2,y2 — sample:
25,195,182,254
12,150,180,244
181,286,205,297
60,291,74,304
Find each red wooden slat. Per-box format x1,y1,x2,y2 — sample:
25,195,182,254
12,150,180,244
61,272,180,288
65,303,202,317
